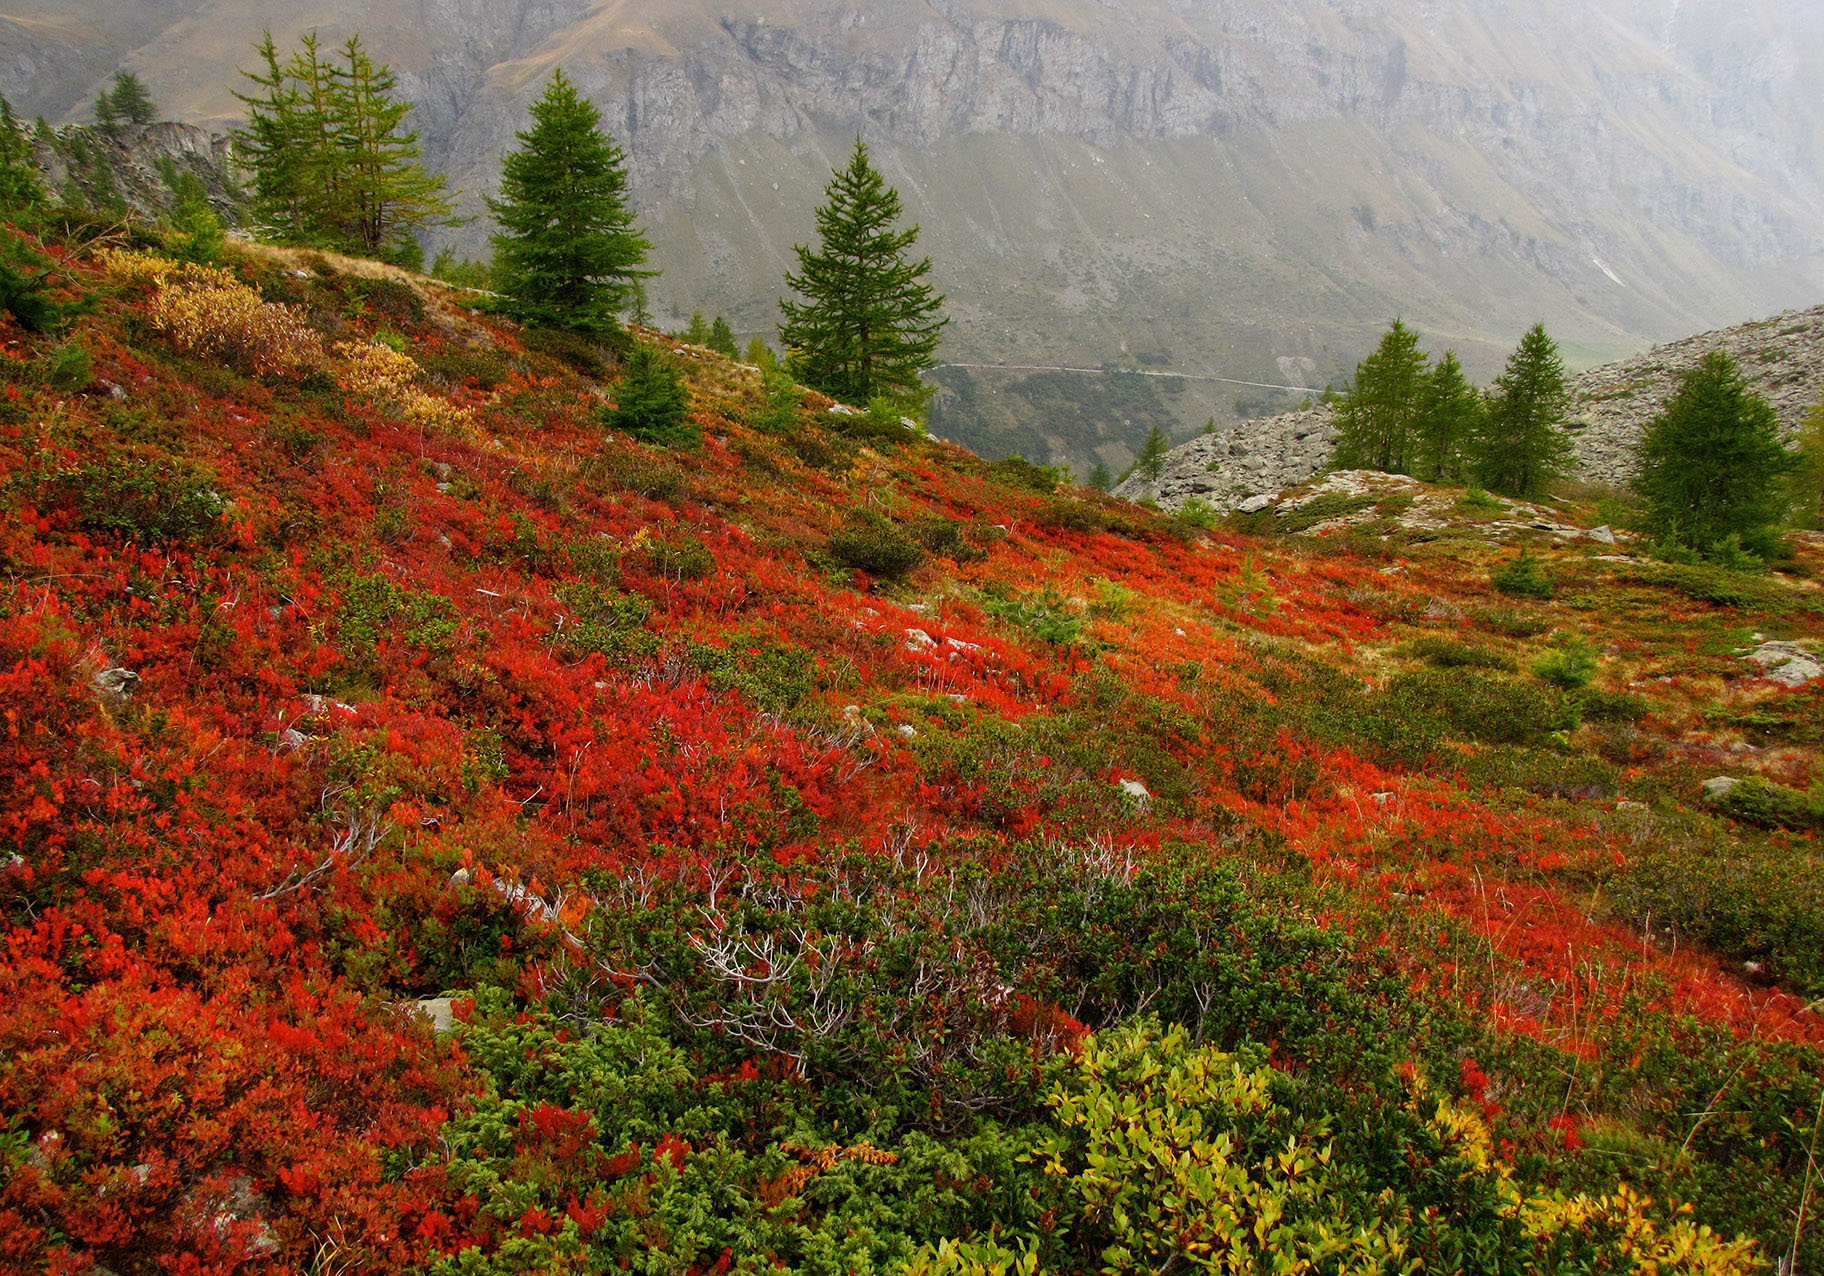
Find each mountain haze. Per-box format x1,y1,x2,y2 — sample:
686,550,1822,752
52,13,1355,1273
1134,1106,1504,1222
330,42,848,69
7,0,1823,472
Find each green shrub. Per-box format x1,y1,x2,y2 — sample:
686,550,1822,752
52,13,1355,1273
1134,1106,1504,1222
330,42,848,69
1530,631,1599,689
1710,776,1824,832
981,585,1088,651
686,630,816,712
1474,605,1553,638
333,570,458,656
1387,668,1562,747
39,456,227,544
827,513,924,579
981,454,1058,494
1623,562,1799,613
910,514,986,562
1568,687,1651,723
1399,636,1516,671
646,533,715,581
1491,548,1553,598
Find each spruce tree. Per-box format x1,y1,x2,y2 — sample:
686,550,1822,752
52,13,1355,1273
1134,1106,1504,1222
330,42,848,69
684,310,710,345
94,91,122,133
1476,323,1573,497
490,69,649,338
1634,351,1795,559
1414,351,1484,481
779,138,946,408
1329,318,1429,474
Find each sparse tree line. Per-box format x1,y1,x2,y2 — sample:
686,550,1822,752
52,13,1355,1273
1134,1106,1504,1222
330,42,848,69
1328,318,1822,565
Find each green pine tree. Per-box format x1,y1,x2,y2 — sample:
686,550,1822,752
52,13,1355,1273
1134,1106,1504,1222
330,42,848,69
1790,403,1824,531
1476,323,1573,497
604,344,696,447
234,32,332,245
1132,425,1172,482
1414,351,1484,482
1634,351,1796,559
489,69,650,338
779,137,946,408
1330,318,1429,474
94,90,122,133
0,97,45,215
1087,462,1112,492
108,72,157,125
171,171,224,263
684,310,710,345
708,315,738,357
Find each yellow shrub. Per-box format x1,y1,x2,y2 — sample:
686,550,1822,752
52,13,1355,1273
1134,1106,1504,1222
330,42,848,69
146,276,323,378
334,339,472,433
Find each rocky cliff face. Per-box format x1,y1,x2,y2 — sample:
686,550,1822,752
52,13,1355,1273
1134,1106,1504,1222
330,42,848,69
1118,302,1824,511
8,1,1824,477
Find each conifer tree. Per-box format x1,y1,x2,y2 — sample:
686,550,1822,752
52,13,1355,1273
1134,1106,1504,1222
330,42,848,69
708,315,738,357
604,344,696,447
1132,425,1172,482
93,91,122,133
1791,403,1824,532
235,31,453,263
1476,323,1572,497
0,97,45,214
1414,351,1484,481
107,72,157,126
1330,318,1428,474
1634,351,1795,558
684,310,710,345
490,69,649,338
780,138,946,407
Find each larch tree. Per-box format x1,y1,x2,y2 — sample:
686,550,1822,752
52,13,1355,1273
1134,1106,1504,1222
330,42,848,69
0,96,45,215
1634,350,1796,558
1414,351,1485,482
107,72,157,126
1329,318,1429,474
489,69,649,338
779,137,946,408
1476,323,1573,497
234,31,453,264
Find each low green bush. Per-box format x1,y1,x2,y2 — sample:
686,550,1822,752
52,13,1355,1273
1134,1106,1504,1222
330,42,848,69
1491,548,1553,599
827,512,924,578
1387,668,1562,747
37,455,226,544
1399,636,1516,671
1711,776,1824,832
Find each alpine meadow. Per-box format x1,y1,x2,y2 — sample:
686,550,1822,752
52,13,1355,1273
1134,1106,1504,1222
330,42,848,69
2,4,1824,1274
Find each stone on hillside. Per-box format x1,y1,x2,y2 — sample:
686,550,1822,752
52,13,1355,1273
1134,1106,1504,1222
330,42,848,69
1586,525,1617,544
1237,494,1275,513
415,997,457,1034
91,666,139,701
1747,641,1823,687
1701,776,1741,800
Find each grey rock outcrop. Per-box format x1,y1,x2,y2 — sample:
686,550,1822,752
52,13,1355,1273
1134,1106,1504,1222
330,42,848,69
1746,641,1824,688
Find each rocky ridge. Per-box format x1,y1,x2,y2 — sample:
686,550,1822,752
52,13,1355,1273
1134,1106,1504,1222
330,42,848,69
1119,303,1824,513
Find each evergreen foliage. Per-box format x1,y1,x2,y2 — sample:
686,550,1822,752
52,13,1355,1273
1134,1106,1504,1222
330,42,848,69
708,315,738,357
1330,318,1429,473
0,97,45,215
0,231,86,334
1791,403,1824,531
1477,323,1572,496
93,91,121,133
1087,462,1112,492
169,172,224,263
1131,425,1172,483
233,31,454,263
780,138,946,408
1634,351,1796,559
604,344,696,447
489,70,648,339
1415,350,1485,481
103,72,157,126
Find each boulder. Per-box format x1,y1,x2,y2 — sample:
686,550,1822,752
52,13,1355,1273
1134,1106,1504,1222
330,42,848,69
1746,641,1823,687
1701,776,1741,800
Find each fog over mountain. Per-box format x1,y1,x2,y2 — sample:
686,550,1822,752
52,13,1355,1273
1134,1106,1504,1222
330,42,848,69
8,0,1822,472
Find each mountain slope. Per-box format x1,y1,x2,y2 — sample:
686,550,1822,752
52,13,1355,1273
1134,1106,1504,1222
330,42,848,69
1,227,1822,1271
6,0,1824,475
